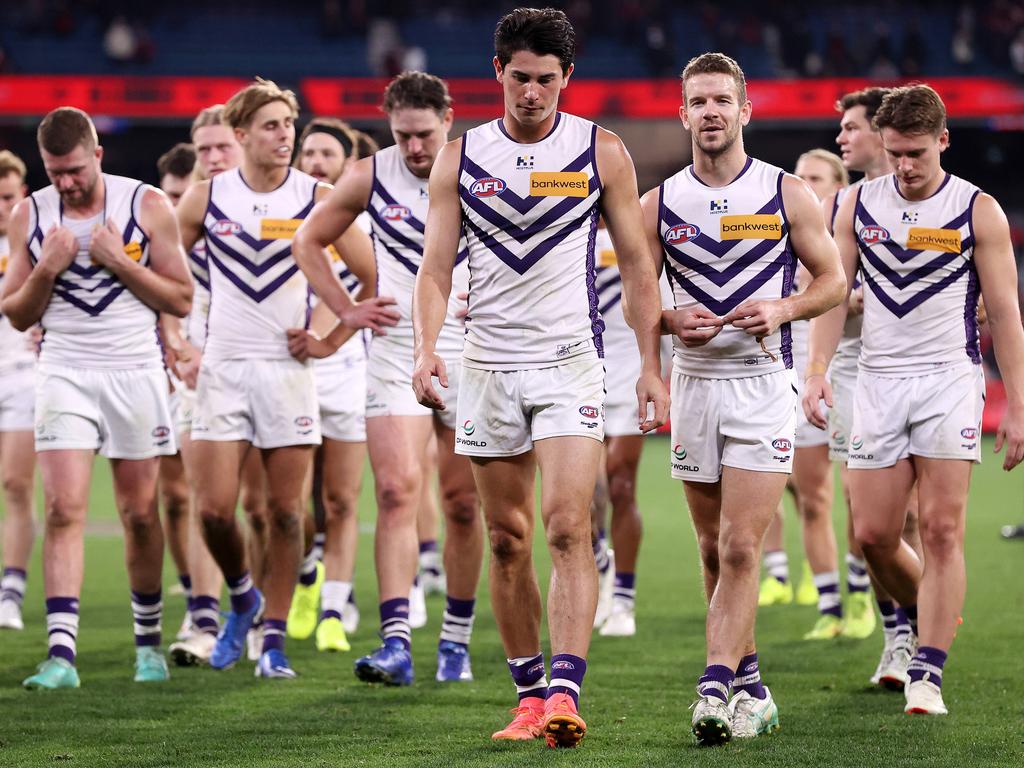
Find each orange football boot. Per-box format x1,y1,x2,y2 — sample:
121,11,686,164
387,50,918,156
542,692,587,748
491,697,545,741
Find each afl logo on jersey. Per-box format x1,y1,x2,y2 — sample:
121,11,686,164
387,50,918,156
665,224,701,244
859,225,890,244
382,204,411,221
212,219,243,236
470,177,506,198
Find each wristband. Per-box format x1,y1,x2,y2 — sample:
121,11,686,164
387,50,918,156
805,361,827,378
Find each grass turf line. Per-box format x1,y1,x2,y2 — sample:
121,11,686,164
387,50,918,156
1,435,1022,766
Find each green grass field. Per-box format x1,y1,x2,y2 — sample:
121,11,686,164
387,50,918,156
1,435,1023,767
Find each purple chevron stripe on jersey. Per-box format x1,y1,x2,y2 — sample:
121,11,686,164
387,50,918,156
855,200,971,264
205,231,294,277
455,247,469,266
496,112,562,144
370,177,426,234
963,263,982,364
689,157,754,188
375,235,420,276
205,200,314,252
52,284,129,317
861,259,972,319
585,216,604,357
857,241,963,291
594,271,621,296
460,148,592,217
663,230,787,289
892,172,952,201
208,251,301,304
459,173,598,245
599,293,623,316
665,249,793,317
463,203,599,276
368,206,424,256
55,274,120,293
660,195,783,260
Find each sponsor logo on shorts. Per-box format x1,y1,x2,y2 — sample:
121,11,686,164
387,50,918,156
381,204,412,221
556,344,571,358
831,430,846,446
772,438,792,453
579,405,600,419
850,435,863,451
152,426,170,439
551,660,575,671
294,415,315,435
672,444,687,461
858,225,890,244
960,427,978,440
665,223,701,244
671,443,699,473
212,219,243,236
470,177,506,198
720,215,783,241
529,171,589,198
462,420,476,436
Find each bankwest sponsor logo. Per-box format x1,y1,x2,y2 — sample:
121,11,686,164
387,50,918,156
906,227,961,254
720,214,782,240
598,248,617,267
529,171,589,198
260,218,303,240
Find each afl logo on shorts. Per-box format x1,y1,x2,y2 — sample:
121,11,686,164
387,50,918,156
579,405,600,419
294,416,314,428
470,177,506,198
665,224,701,244
212,219,243,236
151,426,170,439
772,438,792,452
859,225,890,244
382,204,411,221
960,427,978,439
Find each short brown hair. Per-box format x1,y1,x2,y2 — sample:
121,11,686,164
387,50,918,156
353,130,380,159
157,143,196,180
681,52,747,104
835,87,890,125
295,117,356,164
797,148,850,187
37,107,98,155
381,71,452,116
223,78,299,130
874,85,947,137
191,104,226,139
0,149,27,181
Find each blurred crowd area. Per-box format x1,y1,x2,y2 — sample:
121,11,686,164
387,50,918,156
1,1,1023,78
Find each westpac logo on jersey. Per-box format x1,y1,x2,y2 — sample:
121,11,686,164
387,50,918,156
665,223,701,244
709,199,728,214
859,225,890,244
381,204,412,221
902,211,919,224
212,219,244,236
470,177,506,198
515,155,535,170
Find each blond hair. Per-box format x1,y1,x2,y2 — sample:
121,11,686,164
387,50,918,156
681,52,747,104
0,149,27,181
223,78,299,130
797,148,849,187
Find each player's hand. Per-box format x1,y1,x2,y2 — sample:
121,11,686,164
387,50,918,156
38,224,78,275
89,220,128,271
340,295,400,335
172,342,202,390
849,286,864,317
412,351,448,410
286,328,338,362
663,308,724,348
25,326,43,355
801,374,832,430
454,291,470,320
636,368,669,434
722,299,788,337
994,404,1024,471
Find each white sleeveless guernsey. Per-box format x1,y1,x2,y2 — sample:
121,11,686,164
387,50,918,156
458,112,603,370
27,174,160,369
314,246,366,377
659,157,795,378
854,172,981,375
0,234,36,374
185,240,210,348
367,145,468,379
202,167,318,361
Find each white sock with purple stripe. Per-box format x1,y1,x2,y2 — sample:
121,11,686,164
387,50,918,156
46,596,80,664
131,590,163,647
1,567,27,607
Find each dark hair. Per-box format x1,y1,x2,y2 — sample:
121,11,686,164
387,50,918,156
381,71,452,116
296,117,356,162
37,107,98,155
680,52,747,104
157,142,196,180
494,7,575,74
874,84,947,137
353,130,380,158
835,87,891,124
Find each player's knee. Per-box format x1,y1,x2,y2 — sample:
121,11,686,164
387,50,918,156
198,505,233,537
45,497,86,531
545,518,587,557
160,489,189,521
719,533,760,573
322,489,357,523
120,504,160,538
267,504,302,537
2,474,34,507
376,474,418,516
853,517,900,552
608,474,639,520
442,489,479,530
919,514,962,558
489,524,529,564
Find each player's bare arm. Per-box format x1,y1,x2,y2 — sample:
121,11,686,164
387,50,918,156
972,192,1024,470
639,187,724,348
803,188,861,428
87,187,192,317
0,200,77,330
292,166,398,334
411,137,462,410
723,174,845,338
175,179,211,254
596,129,669,432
